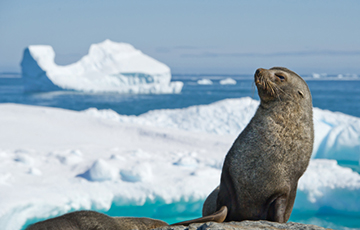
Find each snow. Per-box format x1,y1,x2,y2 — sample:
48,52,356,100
84,97,360,163
219,78,236,85
0,100,359,229
197,79,213,85
78,159,118,182
21,40,183,94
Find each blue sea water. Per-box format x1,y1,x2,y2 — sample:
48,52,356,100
1,73,360,118
1,73,360,229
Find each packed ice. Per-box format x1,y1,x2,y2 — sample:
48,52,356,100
0,98,359,229
20,40,183,94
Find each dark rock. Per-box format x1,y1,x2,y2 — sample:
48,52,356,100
155,220,332,230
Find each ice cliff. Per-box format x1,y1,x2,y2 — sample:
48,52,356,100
21,40,183,93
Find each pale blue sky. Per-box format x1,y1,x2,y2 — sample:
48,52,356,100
1,0,359,74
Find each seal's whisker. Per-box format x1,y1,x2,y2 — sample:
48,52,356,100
278,86,293,99
266,80,277,98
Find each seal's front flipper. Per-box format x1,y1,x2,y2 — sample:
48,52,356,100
171,205,228,226
267,195,288,223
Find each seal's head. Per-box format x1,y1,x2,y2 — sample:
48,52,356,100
254,67,312,108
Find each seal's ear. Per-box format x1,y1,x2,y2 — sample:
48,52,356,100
298,91,304,98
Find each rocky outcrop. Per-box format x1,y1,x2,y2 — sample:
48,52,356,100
155,220,331,230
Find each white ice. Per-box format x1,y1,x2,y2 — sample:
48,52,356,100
197,79,213,85
21,40,183,94
219,78,236,85
85,97,360,164
309,73,359,80
0,99,359,229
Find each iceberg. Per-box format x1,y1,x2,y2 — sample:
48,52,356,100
20,40,183,94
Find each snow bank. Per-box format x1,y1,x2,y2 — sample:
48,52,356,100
21,40,183,94
84,97,360,164
0,102,359,229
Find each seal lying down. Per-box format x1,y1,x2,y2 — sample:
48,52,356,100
26,67,313,229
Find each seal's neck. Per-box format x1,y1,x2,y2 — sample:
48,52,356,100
259,100,283,110
259,100,305,123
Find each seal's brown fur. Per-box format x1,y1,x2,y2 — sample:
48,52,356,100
203,67,314,223
26,210,168,230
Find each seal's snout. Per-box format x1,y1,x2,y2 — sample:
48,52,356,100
255,68,265,76
255,68,266,85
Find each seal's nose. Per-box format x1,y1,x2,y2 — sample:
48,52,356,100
255,68,265,76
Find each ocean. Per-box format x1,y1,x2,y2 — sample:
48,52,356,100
1,72,360,229
1,73,360,118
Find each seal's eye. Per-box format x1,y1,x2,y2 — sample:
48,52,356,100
275,74,285,81
298,91,304,98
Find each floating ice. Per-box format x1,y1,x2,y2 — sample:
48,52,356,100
84,97,360,164
21,40,183,94
84,97,258,135
219,77,236,85
197,79,213,85
312,73,327,79
296,159,360,215
312,108,360,163
308,73,359,80
0,102,359,229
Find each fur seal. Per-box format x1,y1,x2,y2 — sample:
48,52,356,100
203,67,314,223
25,210,169,230
25,207,227,229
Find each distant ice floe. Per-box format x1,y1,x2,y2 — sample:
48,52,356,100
310,73,359,80
219,78,236,85
312,73,328,79
0,102,360,229
197,79,213,85
21,39,183,94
